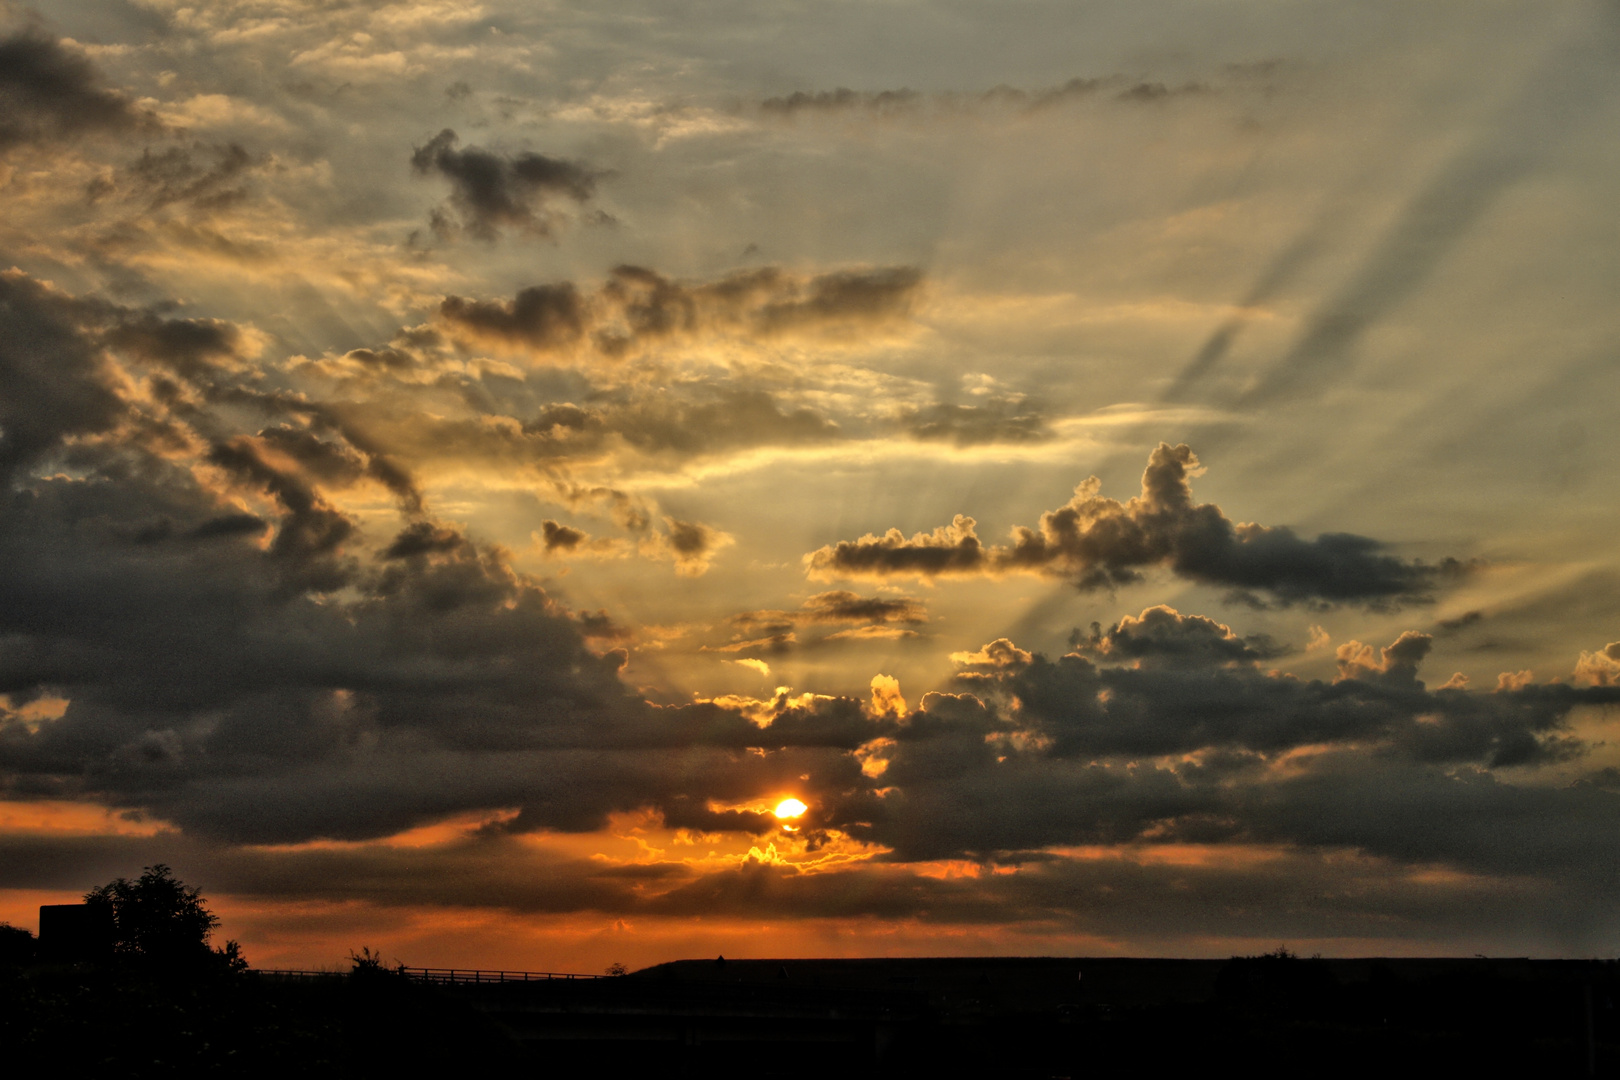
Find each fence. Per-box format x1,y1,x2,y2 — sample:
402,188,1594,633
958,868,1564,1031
254,966,605,984
403,967,605,984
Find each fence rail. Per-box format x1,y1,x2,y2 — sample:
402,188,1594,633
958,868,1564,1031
404,966,606,984
253,966,606,984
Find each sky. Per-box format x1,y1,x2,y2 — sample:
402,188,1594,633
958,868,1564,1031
2,0,1619,972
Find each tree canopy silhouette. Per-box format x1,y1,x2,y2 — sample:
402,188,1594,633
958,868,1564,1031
84,863,231,967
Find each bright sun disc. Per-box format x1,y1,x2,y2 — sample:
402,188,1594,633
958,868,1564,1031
774,798,807,819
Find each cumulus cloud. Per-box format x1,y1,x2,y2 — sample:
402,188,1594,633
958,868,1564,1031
0,30,148,152
857,616,1620,868
410,128,601,240
806,442,1465,608
1068,605,1287,668
1573,642,1620,686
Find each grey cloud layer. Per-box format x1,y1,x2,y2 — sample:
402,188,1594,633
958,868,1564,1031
807,443,1463,608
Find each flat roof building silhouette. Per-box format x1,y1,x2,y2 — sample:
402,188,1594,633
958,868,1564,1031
38,903,113,964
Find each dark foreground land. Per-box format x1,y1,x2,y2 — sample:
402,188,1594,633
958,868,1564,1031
4,954,1617,1077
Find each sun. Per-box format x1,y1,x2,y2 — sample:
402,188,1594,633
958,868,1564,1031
774,798,807,820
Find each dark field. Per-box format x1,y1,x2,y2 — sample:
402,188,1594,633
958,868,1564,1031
4,953,1616,1077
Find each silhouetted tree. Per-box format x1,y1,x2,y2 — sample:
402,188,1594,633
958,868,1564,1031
83,863,234,968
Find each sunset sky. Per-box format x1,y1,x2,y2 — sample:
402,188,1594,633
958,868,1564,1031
3,0,1620,971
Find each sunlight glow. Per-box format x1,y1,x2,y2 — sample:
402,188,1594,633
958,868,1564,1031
774,798,808,820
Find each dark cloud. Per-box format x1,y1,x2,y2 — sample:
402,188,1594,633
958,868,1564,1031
717,591,928,655
410,128,601,241
732,591,928,628
539,519,587,553
2,249,1616,933
436,264,922,357
1068,605,1287,668
0,30,147,152
0,441,853,846
846,621,1620,874
760,87,923,116
653,516,732,577
807,442,1464,608
187,513,267,540
438,283,585,349
758,74,1226,120
383,521,464,560
0,270,128,478
0,270,775,843
102,311,243,380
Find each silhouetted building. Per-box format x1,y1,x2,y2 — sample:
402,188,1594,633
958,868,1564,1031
38,903,114,964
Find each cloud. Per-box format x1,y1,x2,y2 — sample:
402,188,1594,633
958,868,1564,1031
641,517,733,577
855,620,1620,868
410,128,601,240
538,519,587,553
0,271,129,478
757,73,1229,121
731,591,927,629
1068,605,1287,669
0,268,877,845
437,283,585,350
96,141,271,213
435,264,922,357
806,442,1464,608
901,399,1049,446
2,249,1616,927
714,591,928,656
1573,642,1620,686
760,87,924,116
0,30,148,152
